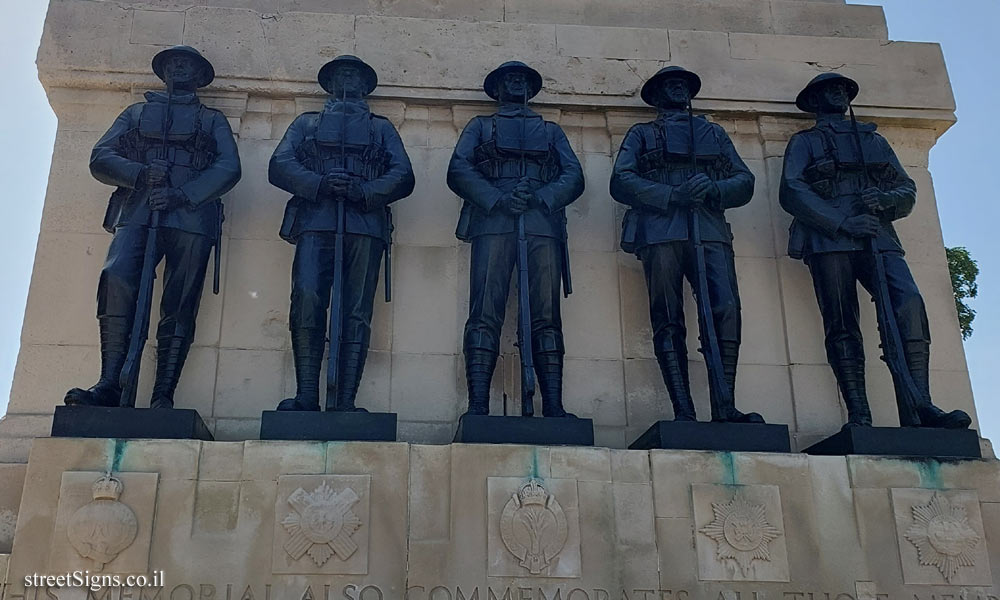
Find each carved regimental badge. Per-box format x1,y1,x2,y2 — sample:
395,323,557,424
66,473,138,571
890,488,992,586
282,482,363,567
692,484,789,582
499,479,569,575
699,493,782,577
904,492,981,583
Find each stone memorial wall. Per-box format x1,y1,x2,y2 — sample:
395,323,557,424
2,440,999,599
0,0,995,594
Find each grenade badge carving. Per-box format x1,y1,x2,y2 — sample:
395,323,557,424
67,472,138,570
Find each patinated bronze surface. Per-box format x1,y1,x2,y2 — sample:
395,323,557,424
448,61,585,418
270,55,414,412
65,45,241,410
611,66,763,424
779,72,970,430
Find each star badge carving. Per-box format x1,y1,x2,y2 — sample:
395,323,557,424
281,482,362,567
699,493,782,577
499,479,568,575
904,492,981,583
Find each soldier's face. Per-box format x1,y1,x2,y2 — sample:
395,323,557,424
499,72,531,102
657,78,691,107
331,66,364,98
817,80,850,113
162,55,200,89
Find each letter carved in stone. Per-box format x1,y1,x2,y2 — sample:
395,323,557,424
281,482,363,567
66,472,138,571
499,479,568,575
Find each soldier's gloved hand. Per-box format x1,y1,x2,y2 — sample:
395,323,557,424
861,188,886,214
687,174,715,202
148,187,188,211
317,172,340,202
513,188,537,209
674,178,703,207
498,192,528,216
839,214,880,238
143,159,170,188
339,178,365,205
327,171,362,201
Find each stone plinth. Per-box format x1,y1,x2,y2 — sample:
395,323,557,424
2,439,999,596
629,420,791,452
260,410,398,441
51,406,214,440
454,415,595,446
804,426,982,459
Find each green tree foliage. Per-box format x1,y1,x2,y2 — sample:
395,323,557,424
946,246,979,340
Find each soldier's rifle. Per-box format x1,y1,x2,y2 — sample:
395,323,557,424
686,99,733,420
516,89,536,417
119,80,174,408
848,106,922,426
326,87,348,410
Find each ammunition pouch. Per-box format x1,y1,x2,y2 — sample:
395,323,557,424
636,120,732,185
805,127,903,202
473,114,559,183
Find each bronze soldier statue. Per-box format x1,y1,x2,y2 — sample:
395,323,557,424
270,55,414,412
448,61,584,418
610,66,763,424
780,72,970,430
65,45,241,409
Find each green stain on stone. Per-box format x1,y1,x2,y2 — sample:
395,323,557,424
720,452,737,485
111,439,127,472
531,448,540,479
325,441,344,472
916,458,943,489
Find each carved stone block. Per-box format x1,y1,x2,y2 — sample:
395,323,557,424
692,483,789,582
487,477,582,578
272,475,371,575
47,471,158,573
890,488,992,586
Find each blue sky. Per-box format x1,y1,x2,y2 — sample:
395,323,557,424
1,1,997,439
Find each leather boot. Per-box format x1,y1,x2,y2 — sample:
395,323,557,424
149,334,191,409
331,342,369,412
905,341,971,429
277,328,324,411
655,350,696,421
463,349,497,416
713,341,765,423
535,352,575,418
65,316,129,407
833,359,872,429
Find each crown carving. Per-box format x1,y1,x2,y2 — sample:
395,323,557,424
517,480,548,506
92,473,124,501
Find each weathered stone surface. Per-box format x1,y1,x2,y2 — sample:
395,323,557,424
555,24,671,60
771,1,888,39
130,9,185,46
0,464,26,553
1,440,999,596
